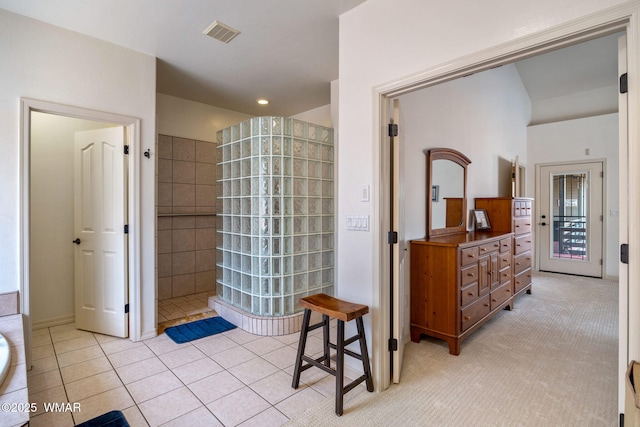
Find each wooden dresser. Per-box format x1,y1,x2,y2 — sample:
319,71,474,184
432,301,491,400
475,197,534,301
410,231,514,355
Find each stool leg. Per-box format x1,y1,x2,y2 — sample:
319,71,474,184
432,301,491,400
292,308,312,389
322,314,330,367
335,319,345,416
356,317,374,392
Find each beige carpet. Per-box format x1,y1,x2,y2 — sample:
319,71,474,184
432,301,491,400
286,272,618,426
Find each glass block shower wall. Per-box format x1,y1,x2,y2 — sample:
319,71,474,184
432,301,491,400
216,117,334,317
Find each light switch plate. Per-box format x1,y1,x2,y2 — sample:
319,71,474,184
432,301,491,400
346,215,370,231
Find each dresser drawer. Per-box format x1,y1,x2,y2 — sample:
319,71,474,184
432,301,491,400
499,266,511,285
514,252,532,275
514,234,532,255
461,294,490,332
461,283,479,307
490,283,512,310
461,265,479,287
499,252,511,270
499,238,512,253
514,218,532,235
461,246,479,266
479,240,501,255
514,270,532,293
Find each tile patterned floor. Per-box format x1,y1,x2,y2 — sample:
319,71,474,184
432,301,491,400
27,313,341,426
158,292,215,324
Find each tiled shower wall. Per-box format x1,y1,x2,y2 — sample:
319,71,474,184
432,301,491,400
157,135,217,300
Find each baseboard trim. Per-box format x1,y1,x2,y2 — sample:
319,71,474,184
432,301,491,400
31,315,74,330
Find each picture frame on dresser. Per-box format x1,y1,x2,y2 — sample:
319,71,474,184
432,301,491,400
473,209,491,230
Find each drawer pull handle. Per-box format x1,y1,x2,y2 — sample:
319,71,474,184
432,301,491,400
468,292,474,296
481,248,487,252
464,316,471,320
484,303,490,307
468,272,475,277
516,262,521,266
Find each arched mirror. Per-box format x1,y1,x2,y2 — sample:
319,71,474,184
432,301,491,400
426,148,471,238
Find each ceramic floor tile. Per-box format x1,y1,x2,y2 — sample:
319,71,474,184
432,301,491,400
210,346,257,369
192,334,239,356
28,355,59,377
224,328,262,345
274,386,326,419
56,345,104,368
65,370,123,402
273,333,301,346
207,386,271,427
138,386,203,427
116,356,168,385
127,370,184,404
49,324,93,343
72,386,135,425
107,345,156,368
249,370,304,405
228,357,279,385
144,333,184,356
28,384,67,417
171,357,224,385
188,370,245,404
29,409,74,427
121,405,150,427
159,406,223,427
99,337,145,355
32,343,55,361
238,407,289,427
59,355,112,383
31,332,52,347
158,345,206,369
243,336,287,356
27,368,63,394
52,334,98,354
261,346,298,370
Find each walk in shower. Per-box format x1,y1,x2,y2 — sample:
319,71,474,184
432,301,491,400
215,117,334,322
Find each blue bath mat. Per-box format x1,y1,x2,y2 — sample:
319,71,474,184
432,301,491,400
164,316,237,344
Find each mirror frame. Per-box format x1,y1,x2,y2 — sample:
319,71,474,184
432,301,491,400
426,148,472,238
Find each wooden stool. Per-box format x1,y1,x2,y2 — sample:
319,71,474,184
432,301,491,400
291,293,374,416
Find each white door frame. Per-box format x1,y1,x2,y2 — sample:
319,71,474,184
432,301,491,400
373,3,637,413
20,98,142,368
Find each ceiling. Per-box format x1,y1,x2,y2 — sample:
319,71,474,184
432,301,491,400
0,1,620,118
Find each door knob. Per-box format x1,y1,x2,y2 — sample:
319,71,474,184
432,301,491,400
72,238,81,245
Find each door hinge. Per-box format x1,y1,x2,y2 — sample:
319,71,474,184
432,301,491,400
124,224,129,234
620,73,628,94
388,123,398,137
388,231,398,244
621,244,629,264
124,303,129,314
124,145,130,155
388,338,398,352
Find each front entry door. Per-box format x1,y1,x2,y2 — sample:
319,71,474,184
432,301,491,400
74,127,128,337
538,162,603,277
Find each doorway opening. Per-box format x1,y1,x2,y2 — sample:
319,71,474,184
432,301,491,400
374,9,631,412
20,98,142,367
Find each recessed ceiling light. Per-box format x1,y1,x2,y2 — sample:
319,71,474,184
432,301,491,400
257,99,269,105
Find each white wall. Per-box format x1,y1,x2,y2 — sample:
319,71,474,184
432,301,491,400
527,113,619,278
338,0,627,385
30,113,117,327
290,104,333,127
399,64,531,242
531,85,618,125
156,94,252,142
0,10,156,337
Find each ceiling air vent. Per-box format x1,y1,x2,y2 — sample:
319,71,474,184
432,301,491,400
203,20,241,43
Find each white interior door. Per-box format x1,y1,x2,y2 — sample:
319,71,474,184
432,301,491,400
391,99,407,383
538,161,603,277
74,127,128,337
